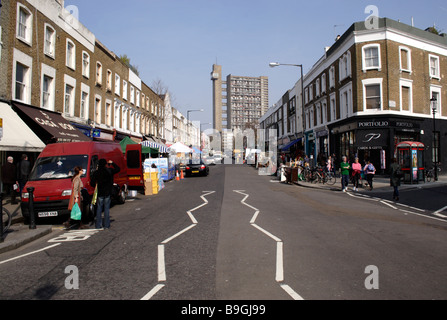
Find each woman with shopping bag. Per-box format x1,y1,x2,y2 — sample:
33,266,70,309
64,166,87,229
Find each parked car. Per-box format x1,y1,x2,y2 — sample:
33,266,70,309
21,142,128,224
185,160,209,177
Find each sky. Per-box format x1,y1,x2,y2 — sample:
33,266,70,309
65,0,447,126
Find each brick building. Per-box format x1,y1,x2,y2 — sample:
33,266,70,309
0,0,164,149
266,18,447,177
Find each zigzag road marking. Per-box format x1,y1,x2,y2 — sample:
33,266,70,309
141,191,215,300
233,190,304,300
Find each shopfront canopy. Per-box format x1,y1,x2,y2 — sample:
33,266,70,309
0,102,46,152
170,142,193,153
12,102,91,143
280,138,302,152
119,136,158,154
142,140,170,153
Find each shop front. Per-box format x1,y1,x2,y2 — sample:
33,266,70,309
330,117,423,172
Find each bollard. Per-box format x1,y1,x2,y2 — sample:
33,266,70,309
27,187,36,230
0,193,4,243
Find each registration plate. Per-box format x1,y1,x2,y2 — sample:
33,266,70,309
192,171,199,173
38,211,58,217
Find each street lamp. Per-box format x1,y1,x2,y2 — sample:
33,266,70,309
269,62,306,153
431,96,438,181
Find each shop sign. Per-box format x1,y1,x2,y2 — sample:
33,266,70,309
355,129,388,149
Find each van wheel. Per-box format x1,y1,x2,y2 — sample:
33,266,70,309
117,188,126,204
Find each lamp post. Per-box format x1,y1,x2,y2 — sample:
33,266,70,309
431,96,438,181
269,62,306,154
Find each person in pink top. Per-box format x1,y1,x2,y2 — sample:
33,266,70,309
351,157,362,191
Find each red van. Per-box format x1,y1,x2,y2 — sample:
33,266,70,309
21,142,128,223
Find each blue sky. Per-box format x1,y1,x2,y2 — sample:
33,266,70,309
66,0,447,125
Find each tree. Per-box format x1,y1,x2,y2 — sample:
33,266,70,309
118,54,140,76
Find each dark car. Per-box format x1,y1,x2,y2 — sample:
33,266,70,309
185,160,209,177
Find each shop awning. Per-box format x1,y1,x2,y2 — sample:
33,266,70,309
12,102,91,143
142,140,170,153
280,138,302,151
0,102,46,152
119,136,158,154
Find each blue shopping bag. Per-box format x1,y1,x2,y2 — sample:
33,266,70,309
70,202,82,221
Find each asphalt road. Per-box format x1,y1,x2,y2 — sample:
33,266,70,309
1,164,447,301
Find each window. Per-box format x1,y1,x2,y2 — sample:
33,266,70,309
96,62,102,85
366,85,380,109
362,44,381,71
429,55,440,79
82,51,90,78
315,79,320,97
16,4,32,45
115,74,120,96
44,24,56,58
15,63,29,102
114,103,121,128
362,79,383,111
66,39,76,70
123,81,128,100
80,91,88,119
105,100,112,126
64,84,74,115
339,52,351,80
94,96,102,124
321,74,326,94
106,70,112,91
130,86,135,105
400,79,413,112
136,90,140,108
329,66,335,89
399,47,411,73
330,94,337,121
430,87,442,117
42,75,53,109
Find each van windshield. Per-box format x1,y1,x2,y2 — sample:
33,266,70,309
28,155,89,181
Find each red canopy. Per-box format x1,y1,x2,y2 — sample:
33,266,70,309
396,141,425,148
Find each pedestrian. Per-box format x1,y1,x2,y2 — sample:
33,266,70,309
364,160,376,190
326,156,333,173
17,154,31,194
390,158,402,201
90,159,120,229
1,156,18,204
340,156,350,192
64,166,87,229
351,157,362,191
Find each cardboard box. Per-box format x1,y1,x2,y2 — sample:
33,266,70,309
144,180,153,196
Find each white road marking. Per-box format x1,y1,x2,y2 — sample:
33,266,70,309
234,190,303,300
158,245,166,282
140,284,165,300
0,243,61,265
381,200,398,210
434,205,447,216
142,191,215,300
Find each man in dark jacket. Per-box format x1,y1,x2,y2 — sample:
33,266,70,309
17,154,31,194
90,159,120,229
1,157,18,204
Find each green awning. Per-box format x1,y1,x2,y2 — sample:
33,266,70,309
119,137,158,154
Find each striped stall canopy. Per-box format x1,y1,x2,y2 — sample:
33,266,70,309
141,140,170,153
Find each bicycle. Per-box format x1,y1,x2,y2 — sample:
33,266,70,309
425,166,442,182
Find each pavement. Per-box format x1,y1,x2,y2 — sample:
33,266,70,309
1,173,447,255
294,173,447,193
0,201,53,255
